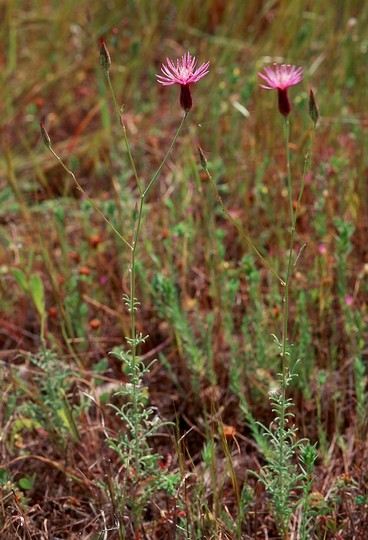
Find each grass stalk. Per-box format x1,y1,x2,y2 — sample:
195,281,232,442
45,145,132,250
105,72,142,193
199,153,285,285
126,112,188,471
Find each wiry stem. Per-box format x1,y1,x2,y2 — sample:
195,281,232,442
201,163,285,285
46,146,132,250
278,118,317,538
106,72,142,193
295,127,316,226
275,117,294,539
127,112,188,470
281,119,317,378
281,117,294,377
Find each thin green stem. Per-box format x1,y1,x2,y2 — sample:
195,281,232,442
143,112,188,198
128,112,188,470
203,166,285,286
278,118,317,539
281,121,317,375
281,117,294,377
294,127,316,227
47,146,132,250
106,72,142,194
277,118,294,538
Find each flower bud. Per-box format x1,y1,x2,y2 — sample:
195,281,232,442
198,146,207,170
40,122,51,148
99,39,111,73
309,89,319,126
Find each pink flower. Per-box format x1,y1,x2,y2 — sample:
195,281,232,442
258,63,303,91
157,52,210,86
258,63,303,116
157,52,210,112
99,275,108,286
317,244,327,256
345,295,354,307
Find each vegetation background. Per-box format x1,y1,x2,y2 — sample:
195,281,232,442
1,0,367,538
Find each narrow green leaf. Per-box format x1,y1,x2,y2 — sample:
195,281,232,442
29,273,45,317
12,268,29,293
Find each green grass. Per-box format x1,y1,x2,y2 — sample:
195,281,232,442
1,1,367,538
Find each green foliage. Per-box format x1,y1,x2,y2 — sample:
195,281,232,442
295,290,314,398
354,355,367,435
18,473,36,491
334,217,355,301
256,369,306,538
106,345,179,528
12,269,46,337
298,443,318,539
16,349,85,447
152,272,207,392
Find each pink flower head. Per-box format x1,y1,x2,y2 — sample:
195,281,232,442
157,52,210,112
157,52,210,86
258,63,303,91
345,295,354,307
258,63,303,117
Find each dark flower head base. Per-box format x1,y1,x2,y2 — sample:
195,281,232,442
180,85,192,112
278,88,291,117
